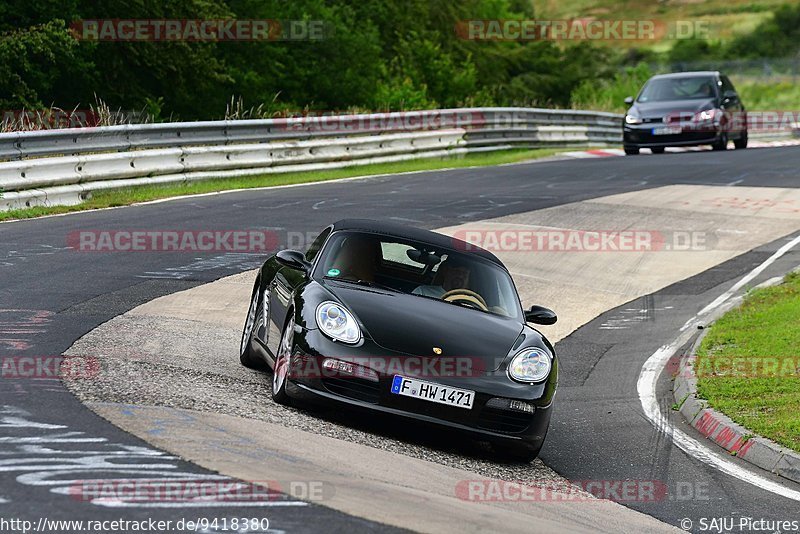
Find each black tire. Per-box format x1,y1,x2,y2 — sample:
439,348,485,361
494,439,544,463
624,147,639,155
239,283,264,368
734,130,748,149
712,133,728,151
271,312,295,405
650,147,665,154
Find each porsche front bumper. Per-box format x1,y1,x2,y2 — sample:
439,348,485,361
283,327,556,449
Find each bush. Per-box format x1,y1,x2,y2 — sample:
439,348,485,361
0,0,615,119
0,20,94,109
735,80,800,111
570,63,653,113
725,3,800,59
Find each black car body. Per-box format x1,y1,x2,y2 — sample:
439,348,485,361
240,219,558,460
623,71,748,154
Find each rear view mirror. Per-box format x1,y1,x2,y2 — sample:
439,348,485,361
407,249,441,266
525,305,557,325
624,96,634,105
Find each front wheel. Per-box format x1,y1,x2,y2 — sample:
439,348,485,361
240,284,263,368
712,133,728,151
272,314,295,405
734,130,748,149
624,147,640,155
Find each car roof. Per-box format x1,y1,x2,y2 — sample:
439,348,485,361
650,71,720,79
330,219,505,268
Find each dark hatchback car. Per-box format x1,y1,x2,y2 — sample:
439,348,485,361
623,71,748,154
240,220,559,460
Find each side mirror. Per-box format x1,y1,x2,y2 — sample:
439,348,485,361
624,96,634,105
722,90,736,104
525,305,557,325
276,249,311,274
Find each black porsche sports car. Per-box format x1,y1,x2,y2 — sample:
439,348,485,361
240,219,558,460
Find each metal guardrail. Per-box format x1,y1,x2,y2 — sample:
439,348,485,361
0,107,623,211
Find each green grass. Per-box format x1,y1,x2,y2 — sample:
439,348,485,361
696,271,800,453
536,0,781,50
735,79,800,111
0,148,568,222
571,65,800,113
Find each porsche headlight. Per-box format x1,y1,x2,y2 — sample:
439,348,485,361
316,302,361,344
508,348,551,383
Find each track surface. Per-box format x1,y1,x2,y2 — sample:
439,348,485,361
2,147,800,531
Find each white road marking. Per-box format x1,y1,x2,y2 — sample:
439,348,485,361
138,253,264,280
561,140,800,159
2,406,307,509
697,236,800,317
637,233,800,502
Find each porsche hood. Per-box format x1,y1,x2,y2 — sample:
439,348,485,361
318,281,525,372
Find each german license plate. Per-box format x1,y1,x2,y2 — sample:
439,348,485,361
652,126,681,135
390,375,474,409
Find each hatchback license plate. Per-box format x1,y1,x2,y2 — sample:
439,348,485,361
390,375,474,409
652,126,681,135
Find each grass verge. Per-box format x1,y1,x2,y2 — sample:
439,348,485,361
0,148,568,223
696,271,800,453
571,63,800,114
536,0,781,50
736,79,800,111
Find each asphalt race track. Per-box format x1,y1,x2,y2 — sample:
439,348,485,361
2,146,800,532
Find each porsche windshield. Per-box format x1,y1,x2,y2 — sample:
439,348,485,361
315,232,523,320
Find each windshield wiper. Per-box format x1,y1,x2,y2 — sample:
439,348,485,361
445,298,490,314
324,276,401,293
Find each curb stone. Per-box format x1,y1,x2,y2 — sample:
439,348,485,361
672,283,800,485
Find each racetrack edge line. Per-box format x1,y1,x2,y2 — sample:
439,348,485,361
0,152,578,226
637,233,800,501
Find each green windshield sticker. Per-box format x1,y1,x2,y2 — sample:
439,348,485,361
327,268,341,276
